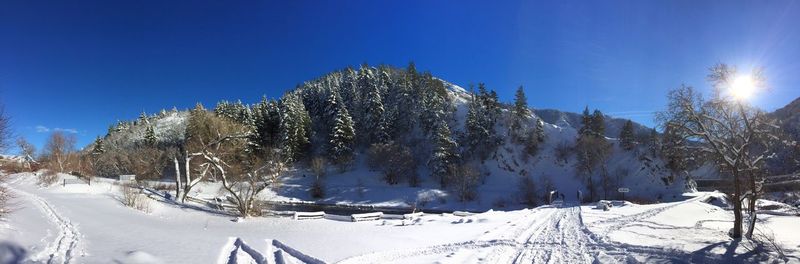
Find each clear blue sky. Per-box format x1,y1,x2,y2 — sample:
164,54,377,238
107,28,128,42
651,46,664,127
2,0,800,152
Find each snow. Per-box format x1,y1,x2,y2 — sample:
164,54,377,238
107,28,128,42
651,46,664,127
2,172,798,263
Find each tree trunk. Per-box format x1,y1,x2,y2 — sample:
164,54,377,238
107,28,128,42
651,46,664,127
173,157,182,201
731,173,743,238
745,173,758,238
587,175,595,202
182,154,191,202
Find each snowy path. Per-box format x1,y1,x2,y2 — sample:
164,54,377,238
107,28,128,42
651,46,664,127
589,194,708,241
337,202,709,264
13,189,83,264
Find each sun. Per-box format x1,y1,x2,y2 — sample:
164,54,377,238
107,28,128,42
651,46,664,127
730,75,756,100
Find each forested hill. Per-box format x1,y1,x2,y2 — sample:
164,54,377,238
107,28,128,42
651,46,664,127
89,63,693,205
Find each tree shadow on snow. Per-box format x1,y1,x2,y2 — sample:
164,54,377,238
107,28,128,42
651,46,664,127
688,239,775,263
0,241,27,264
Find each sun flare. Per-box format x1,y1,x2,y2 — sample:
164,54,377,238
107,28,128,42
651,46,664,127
730,75,756,100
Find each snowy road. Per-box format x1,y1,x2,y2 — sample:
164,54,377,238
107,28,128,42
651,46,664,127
336,205,602,263
338,200,723,264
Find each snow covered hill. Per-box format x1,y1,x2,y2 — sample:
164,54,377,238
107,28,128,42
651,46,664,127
90,71,692,212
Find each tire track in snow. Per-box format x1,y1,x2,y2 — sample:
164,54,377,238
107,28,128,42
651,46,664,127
221,237,267,264
479,207,558,263
14,189,82,264
336,208,559,264
218,238,326,264
338,203,697,264
591,194,708,240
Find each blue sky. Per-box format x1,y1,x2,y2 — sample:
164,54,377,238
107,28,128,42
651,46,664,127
2,0,800,152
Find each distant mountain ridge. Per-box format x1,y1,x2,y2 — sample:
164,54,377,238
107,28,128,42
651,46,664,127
533,109,652,138
771,97,800,141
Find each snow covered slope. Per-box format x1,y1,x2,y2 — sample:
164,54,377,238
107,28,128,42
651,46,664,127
2,172,795,263
91,78,690,211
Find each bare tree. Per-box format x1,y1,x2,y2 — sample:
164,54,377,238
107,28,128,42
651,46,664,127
129,146,170,181
176,105,229,202
574,136,611,201
15,137,36,171
16,137,36,159
449,163,480,202
0,105,10,152
554,140,572,165
42,131,77,173
182,107,284,217
310,156,326,179
657,64,781,239
368,142,417,185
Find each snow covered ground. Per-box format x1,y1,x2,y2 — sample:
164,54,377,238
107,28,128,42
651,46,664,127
1,172,798,263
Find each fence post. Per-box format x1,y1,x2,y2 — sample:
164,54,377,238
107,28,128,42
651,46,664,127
63,179,66,187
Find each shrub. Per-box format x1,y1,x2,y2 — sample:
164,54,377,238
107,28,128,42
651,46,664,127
367,142,417,185
449,164,480,202
0,174,14,217
120,184,151,213
38,170,59,186
493,197,509,208
310,178,325,199
518,176,537,206
555,141,573,164
0,162,27,173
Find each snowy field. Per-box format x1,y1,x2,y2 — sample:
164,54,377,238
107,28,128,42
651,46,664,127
1,172,798,264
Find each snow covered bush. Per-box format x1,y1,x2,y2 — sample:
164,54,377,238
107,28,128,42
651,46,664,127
120,184,151,213
0,174,13,218
37,170,58,186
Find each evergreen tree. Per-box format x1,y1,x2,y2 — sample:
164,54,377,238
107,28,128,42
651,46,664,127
464,84,500,160
619,120,636,150
591,110,606,137
578,106,592,138
487,89,501,122
251,96,281,152
385,74,415,140
524,119,546,156
418,74,450,135
362,69,388,144
512,86,529,119
329,102,355,169
340,67,359,117
214,100,252,125
465,91,489,157
428,120,459,188
91,137,105,155
279,93,311,163
647,128,660,157
511,86,529,139
138,111,148,125
144,125,157,146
